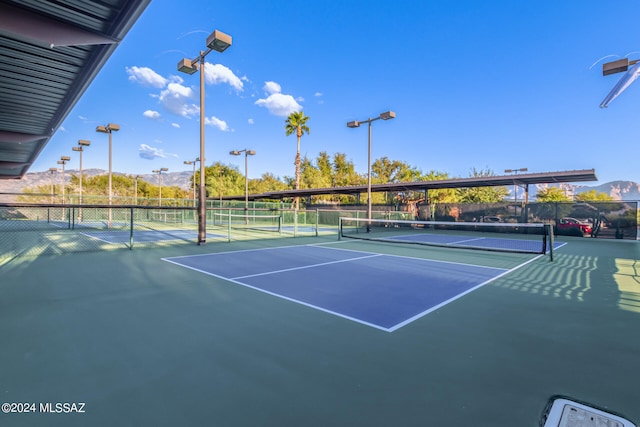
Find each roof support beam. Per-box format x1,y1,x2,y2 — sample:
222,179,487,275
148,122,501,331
0,3,117,48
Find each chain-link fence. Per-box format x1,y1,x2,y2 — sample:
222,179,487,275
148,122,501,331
0,203,322,264
417,201,638,240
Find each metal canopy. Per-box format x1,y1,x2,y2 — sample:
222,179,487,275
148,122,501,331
0,0,150,179
222,169,598,201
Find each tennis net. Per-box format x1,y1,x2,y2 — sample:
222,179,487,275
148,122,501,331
339,217,554,256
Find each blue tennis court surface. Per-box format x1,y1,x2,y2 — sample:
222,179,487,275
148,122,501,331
163,244,521,331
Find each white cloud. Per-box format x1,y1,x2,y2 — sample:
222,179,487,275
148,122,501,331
138,144,178,160
255,93,302,117
171,123,180,128
204,63,243,91
126,66,168,88
264,81,281,95
297,96,305,102
255,81,302,117
204,116,230,132
247,118,254,125
157,82,199,117
139,144,167,160
314,92,323,97
143,110,161,120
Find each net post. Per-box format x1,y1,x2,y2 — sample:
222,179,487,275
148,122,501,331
544,223,554,261
278,214,282,235
315,208,319,237
71,207,75,230
227,208,231,242
338,217,342,241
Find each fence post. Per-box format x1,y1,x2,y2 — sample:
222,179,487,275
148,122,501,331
129,207,134,250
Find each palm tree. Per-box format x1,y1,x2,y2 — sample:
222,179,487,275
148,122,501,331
284,111,310,209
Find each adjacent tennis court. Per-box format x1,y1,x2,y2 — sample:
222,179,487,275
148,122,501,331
163,244,531,331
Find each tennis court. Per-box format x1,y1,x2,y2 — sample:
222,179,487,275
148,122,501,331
164,244,532,331
0,224,638,426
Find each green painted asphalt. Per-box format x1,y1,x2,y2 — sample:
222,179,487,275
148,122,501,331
0,236,638,426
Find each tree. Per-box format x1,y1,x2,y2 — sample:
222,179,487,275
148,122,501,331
535,186,571,202
456,168,508,203
575,189,613,202
284,111,310,209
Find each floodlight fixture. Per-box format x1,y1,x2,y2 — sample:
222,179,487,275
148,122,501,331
177,58,198,75
379,111,396,120
78,139,91,146
206,30,232,52
60,156,70,161
346,120,360,128
602,58,640,76
504,168,528,174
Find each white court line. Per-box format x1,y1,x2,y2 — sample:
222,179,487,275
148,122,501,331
231,254,383,280
79,232,116,244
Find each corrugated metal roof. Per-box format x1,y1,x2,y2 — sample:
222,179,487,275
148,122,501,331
0,0,150,179
222,169,599,201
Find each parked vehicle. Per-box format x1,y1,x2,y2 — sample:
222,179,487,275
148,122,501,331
556,217,592,236
481,216,502,223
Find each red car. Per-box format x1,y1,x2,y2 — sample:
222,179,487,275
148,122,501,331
556,217,592,236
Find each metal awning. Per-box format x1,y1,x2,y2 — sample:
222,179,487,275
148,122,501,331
222,169,598,201
0,0,150,179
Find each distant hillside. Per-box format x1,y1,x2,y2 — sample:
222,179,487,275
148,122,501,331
0,169,193,195
531,181,640,201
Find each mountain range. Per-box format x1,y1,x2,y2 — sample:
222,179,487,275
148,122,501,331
0,169,639,201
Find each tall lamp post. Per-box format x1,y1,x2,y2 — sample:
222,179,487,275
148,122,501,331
96,123,120,227
178,29,232,245
153,168,169,206
347,111,396,226
230,149,256,222
184,158,199,206
49,167,58,203
72,139,90,220
57,156,70,204
134,175,142,205
57,156,70,220
504,167,528,203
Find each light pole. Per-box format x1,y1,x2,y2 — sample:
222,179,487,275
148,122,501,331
504,168,528,203
347,111,396,226
178,29,232,245
230,149,256,222
184,158,199,206
153,168,169,206
57,156,70,204
57,156,70,220
49,167,58,203
72,139,90,220
134,175,141,205
96,123,120,227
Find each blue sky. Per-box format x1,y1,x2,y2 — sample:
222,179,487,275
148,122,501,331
33,0,640,185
